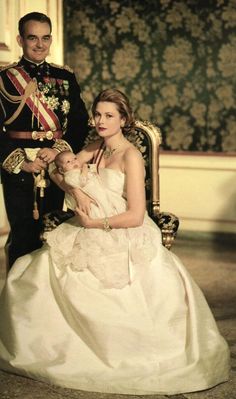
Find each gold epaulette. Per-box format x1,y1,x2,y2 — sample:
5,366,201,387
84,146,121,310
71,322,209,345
49,62,74,73
0,62,18,72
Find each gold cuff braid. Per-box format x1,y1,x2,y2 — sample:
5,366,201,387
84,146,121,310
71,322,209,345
2,148,26,173
52,139,72,153
2,140,71,173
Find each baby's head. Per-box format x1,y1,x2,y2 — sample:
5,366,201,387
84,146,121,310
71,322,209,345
55,151,81,174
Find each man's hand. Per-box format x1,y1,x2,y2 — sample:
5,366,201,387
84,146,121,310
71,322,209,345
20,157,47,173
37,148,58,163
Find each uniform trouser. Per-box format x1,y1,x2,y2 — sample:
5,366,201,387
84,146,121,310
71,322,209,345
2,170,64,269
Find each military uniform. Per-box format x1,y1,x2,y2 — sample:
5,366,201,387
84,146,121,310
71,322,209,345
0,57,89,267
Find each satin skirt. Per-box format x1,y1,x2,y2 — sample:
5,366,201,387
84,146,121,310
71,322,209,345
0,235,230,395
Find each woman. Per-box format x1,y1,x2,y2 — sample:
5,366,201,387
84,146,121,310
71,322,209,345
0,89,230,395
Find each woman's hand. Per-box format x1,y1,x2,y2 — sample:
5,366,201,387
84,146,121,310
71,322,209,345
75,208,93,228
71,188,97,215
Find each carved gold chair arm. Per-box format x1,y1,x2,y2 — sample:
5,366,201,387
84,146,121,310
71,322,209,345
150,209,179,250
40,209,75,241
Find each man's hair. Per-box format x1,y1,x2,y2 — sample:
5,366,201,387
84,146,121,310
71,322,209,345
18,12,52,37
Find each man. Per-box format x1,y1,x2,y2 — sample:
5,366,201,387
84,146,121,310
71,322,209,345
0,12,89,268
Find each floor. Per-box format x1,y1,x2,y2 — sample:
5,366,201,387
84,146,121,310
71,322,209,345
0,235,235,399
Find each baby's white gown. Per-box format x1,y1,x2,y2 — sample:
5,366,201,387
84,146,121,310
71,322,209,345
0,168,230,395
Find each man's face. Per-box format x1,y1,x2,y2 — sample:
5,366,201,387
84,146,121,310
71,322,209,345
17,20,52,64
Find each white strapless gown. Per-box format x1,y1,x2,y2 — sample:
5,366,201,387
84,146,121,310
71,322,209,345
0,169,230,395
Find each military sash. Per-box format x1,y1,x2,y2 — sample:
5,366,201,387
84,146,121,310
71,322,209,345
7,67,61,131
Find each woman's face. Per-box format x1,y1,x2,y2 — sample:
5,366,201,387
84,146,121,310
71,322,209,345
94,101,125,138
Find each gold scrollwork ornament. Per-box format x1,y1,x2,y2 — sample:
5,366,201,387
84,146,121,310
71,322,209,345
32,130,54,141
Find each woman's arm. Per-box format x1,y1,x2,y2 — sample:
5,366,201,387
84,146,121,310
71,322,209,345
50,168,94,214
50,140,102,213
76,147,146,229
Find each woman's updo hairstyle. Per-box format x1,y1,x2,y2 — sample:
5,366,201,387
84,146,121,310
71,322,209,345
91,88,135,134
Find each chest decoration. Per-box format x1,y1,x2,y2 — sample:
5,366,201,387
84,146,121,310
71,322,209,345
6,67,61,131
37,78,70,115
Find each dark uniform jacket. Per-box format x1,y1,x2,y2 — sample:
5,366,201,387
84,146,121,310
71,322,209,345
0,57,89,267
0,56,89,172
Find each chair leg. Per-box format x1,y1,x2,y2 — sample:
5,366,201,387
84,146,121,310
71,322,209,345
154,212,180,250
161,229,177,250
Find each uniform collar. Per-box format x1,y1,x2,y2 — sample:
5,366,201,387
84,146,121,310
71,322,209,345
18,57,50,77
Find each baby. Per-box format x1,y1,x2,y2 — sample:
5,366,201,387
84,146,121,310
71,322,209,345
55,150,83,174
54,150,132,289
54,150,97,211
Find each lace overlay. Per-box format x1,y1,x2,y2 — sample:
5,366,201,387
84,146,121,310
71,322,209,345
47,168,157,289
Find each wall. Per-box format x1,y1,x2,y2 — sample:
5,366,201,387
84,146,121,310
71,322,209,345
63,0,236,236
0,0,63,65
160,153,236,234
64,0,236,153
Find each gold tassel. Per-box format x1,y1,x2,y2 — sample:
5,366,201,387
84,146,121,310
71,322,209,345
32,170,49,219
33,202,39,220
39,170,46,197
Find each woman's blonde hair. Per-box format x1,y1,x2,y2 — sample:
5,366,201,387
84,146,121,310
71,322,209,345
91,89,135,134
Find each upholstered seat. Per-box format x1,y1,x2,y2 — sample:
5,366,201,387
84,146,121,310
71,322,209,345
42,120,179,249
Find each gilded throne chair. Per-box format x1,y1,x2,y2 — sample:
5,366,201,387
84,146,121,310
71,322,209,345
43,120,179,249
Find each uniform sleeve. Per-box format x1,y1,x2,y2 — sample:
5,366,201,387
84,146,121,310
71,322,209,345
0,91,9,164
0,89,26,171
0,128,26,172
63,73,89,153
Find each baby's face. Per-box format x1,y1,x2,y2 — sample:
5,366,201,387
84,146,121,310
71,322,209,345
60,153,81,172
